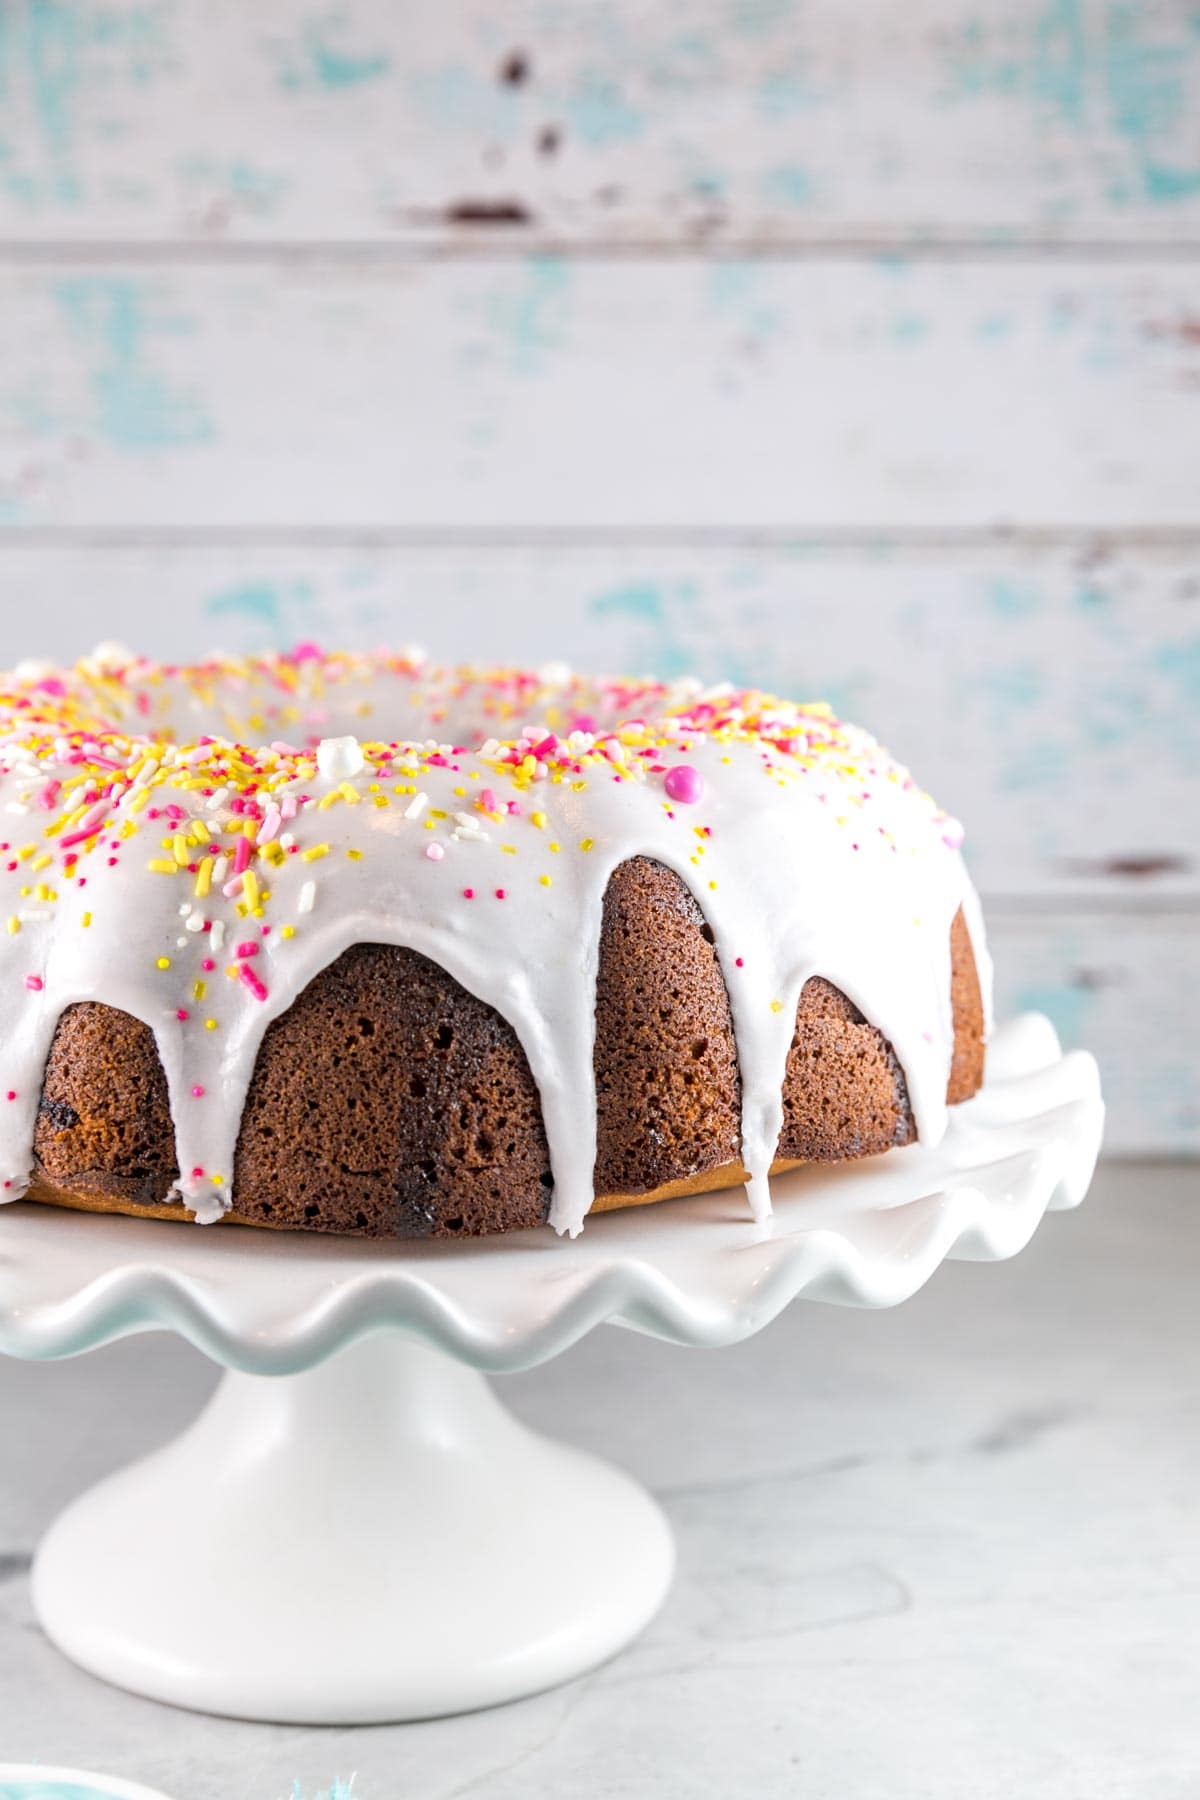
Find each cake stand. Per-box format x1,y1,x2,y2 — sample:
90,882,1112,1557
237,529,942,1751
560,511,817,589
0,1014,1101,1726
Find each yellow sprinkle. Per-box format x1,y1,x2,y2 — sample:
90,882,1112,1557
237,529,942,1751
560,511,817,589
570,780,587,793
157,956,171,970
317,790,340,811
280,924,295,939
149,859,178,874
302,843,330,862
708,880,718,890
81,911,92,927
346,847,362,860
205,1018,218,1031
579,837,594,852
129,787,150,814
6,917,19,936
339,782,361,804
210,1173,224,1187
173,834,190,866
770,999,783,1014
29,852,52,872
192,980,207,1001
531,811,547,829
548,841,560,853
539,874,552,887
195,856,213,898
242,870,259,909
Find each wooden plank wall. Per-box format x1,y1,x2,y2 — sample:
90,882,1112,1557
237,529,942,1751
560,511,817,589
0,0,1196,1152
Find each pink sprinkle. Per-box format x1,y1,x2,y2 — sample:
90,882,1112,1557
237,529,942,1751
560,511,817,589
495,887,507,899
235,940,259,959
532,733,559,758
735,957,745,968
37,780,61,810
36,676,67,698
190,1166,205,1181
463,887,475,899
176,1008,189,1021
239,963,269,1002
25,975,43,992
292,641,323,662
201,958,215,972
233,835,252,875
664,765,705,805
257,808,281,845
192,1084,205,1098
5,1091,16,1102
425,843,444,861
480,787,498,813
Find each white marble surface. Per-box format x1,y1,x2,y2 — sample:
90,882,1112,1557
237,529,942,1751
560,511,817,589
1,1160,1197,1799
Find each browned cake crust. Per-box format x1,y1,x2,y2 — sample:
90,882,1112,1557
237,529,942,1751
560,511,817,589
28,857,985,1238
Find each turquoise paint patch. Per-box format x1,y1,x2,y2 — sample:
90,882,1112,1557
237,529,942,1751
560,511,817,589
943,0,1200,206
486,257,570,376
891,313,930,344
999,735,1068,791
977,312,1014,340
0,2,172,208
709,262,785,342
54,277,212,450
588,582,694,680
562,70,646,145
1010,978,1095,1047
986,578,1040,617
206,580,317,650
275,10,390,92
0,0,83,204
761,163,813,206
176,155,289,218
289,1781,356,1800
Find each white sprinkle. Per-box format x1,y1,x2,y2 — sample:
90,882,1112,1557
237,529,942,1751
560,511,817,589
279,831,296,850
404,791,429,820
4,802,29,816
425,842,445,861
210,919,226,952
205,787,230,812
185,910,206,933
176,937,189,949
211,855,229,886
537,659,572,687
298,880,316,915
316,735,364,783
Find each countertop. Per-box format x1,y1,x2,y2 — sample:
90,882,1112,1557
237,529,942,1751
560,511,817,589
1,1160,1197,1800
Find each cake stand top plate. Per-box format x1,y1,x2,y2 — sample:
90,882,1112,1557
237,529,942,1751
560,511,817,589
0,1014,1101,1374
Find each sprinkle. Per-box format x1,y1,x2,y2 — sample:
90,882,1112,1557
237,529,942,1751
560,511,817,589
176,1007,189,1021
148,858,178,874
301,843,330,863
664,765,705,805
539,874,552,887
404,791,429,820
317,735,365,782
297,880,316,915
24,975,42,991
425,842,444,861
235,940,259,959
495,887,506,899
81,911,91,927
239,963,269,1002
205,1018,218,1031
6,918,18,936
192,1085,205,1097
5,1091,15,1101
463,887,475,899
770,999,783,1014
157,956,171,970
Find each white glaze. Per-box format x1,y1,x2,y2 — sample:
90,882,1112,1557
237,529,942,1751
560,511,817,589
0,651,989,1235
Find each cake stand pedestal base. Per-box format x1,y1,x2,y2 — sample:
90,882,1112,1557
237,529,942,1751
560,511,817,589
32,1332,675,1725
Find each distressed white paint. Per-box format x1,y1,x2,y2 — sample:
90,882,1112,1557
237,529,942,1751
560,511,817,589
1,0,1199,245
1,258,1198,531
0,540,1194,904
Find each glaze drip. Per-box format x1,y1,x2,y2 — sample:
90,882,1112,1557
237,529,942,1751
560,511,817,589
0,647,990,1235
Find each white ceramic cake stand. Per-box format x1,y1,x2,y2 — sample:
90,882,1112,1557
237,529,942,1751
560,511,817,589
0,1014,1101,1726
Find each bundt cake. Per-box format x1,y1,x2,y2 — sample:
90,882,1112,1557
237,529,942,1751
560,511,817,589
0,646,989,1240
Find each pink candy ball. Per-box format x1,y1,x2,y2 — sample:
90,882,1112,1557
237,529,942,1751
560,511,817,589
664,764,704,805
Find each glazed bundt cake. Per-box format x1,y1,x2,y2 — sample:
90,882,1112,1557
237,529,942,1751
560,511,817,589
0,647,989,1239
